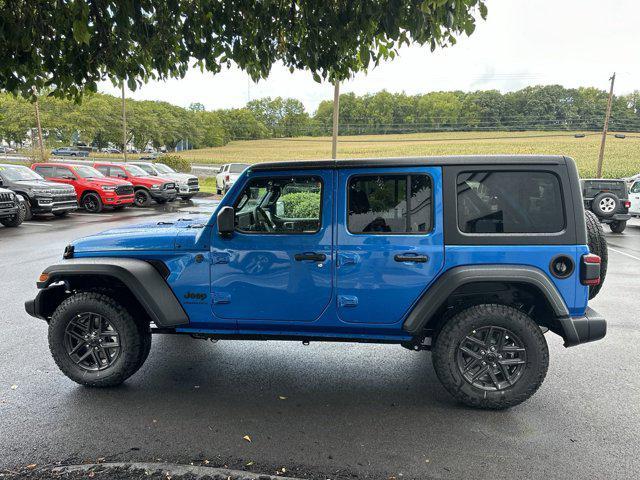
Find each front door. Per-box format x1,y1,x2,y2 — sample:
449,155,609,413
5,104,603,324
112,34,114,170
336,167,445,325
211,170,333,327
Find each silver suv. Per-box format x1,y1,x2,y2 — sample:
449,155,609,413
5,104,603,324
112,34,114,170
130,162,199,200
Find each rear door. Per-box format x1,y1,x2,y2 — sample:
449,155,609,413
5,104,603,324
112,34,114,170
336,167,444,324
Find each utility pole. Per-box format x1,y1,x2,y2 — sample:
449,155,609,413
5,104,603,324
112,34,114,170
597,72,615,177
331,81,340,159
121,82,128,162
32,88,45,161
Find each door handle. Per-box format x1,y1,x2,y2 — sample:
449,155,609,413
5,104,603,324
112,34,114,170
294,252,326,262
394,253,429,263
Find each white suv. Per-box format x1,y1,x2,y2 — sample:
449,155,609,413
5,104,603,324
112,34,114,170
629,180,640,217
215,163,250,194
131,162,199,200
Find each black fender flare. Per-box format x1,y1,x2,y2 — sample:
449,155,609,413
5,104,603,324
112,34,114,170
402,265,570,335
25,257,189,327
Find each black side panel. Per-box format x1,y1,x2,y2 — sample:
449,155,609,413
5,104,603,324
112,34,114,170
37,258,188,327
442,162,577,245
565,157,587,245
403,265,570,335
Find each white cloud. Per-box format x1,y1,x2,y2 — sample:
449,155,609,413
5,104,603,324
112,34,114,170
99,0,640,114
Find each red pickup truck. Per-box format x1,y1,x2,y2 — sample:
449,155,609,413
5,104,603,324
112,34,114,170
31,163,134,213
93,162,178,207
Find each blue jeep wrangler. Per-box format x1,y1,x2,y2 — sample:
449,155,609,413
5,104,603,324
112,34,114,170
25,156,607,409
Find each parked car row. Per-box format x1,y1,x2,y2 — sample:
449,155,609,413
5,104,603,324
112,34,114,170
0,161,200,226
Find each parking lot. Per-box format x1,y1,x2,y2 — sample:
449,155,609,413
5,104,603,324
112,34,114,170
1,203,639,480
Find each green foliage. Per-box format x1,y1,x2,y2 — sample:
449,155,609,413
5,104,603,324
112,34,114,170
160,155,191,173
1,1,487,100
247,97,310,137
281,192,321,218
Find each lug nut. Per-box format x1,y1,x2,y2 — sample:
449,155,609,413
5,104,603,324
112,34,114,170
481,361,486,366
480,350,486,355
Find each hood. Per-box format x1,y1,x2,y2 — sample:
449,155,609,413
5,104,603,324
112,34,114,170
13,179,74,191
83,177,133,187
160,172,196,183
131,175,175,186
71,216,210,253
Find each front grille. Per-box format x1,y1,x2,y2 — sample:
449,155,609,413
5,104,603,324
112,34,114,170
163,183,175,190
115,185,134,196
0,192,13,202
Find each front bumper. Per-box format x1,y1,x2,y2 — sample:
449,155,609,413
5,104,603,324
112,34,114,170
0,204,19,219
150,189,178,201
32,195,78,214
103,194,135,206
559,307,606,347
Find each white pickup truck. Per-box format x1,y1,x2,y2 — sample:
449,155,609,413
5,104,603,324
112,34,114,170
630,179,640,217
215,163,250,194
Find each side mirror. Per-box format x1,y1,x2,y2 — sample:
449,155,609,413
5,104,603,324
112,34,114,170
217,206,235,237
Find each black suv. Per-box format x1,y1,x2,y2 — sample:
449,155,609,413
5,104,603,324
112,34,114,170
0,187,25,227
0,163,78,219
581,179,631,233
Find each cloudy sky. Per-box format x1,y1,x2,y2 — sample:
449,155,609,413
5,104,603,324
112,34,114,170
100,0,640,114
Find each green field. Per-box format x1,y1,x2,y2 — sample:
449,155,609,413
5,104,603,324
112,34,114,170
180,131,640,178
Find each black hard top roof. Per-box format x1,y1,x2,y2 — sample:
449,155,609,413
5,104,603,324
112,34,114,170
249,155,569,171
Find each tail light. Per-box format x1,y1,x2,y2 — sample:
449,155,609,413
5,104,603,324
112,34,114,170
225,174,230,181
624,200,631,208
580,253,601,286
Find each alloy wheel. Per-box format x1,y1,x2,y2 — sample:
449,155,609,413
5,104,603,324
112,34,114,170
599,197,616,213
63,313,121,372
456,326,527,391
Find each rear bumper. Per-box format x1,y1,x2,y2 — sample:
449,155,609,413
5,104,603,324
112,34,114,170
559,307,607,347
600,213,631,223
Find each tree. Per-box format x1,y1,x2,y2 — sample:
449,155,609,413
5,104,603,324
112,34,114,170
1,1,487,100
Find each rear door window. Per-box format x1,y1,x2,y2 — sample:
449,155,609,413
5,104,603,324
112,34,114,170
347,174,432,234
457,171,565,234
34,166,55,178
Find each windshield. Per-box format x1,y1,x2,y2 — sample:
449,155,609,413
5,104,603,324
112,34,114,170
137,164,157,175
154,163,175,174
229,164,249,173
124,165,149,176
0,165,44,181
74,166,104,178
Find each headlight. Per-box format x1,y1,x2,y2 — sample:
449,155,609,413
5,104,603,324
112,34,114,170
150,184,161,189
101,185,116,191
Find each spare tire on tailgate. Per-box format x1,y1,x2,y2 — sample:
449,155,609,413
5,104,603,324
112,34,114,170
584,210,608,299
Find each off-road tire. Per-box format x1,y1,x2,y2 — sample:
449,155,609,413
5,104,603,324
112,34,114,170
592,192,619,218
134,189,151,207
609,220,627,234
432,304,549,410
48,292,150,387
0,202,26,227
81,192,103,213
585,210,608,299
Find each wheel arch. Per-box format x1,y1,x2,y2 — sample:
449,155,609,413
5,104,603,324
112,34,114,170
403,265,570,339
26,258,188,328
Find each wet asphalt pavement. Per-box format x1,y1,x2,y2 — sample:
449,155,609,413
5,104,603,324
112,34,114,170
1,201,639,479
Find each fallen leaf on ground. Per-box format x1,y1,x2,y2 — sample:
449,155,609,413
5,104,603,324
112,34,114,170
278,396,287,400
245,461,254,467
97,457,105,463
25,464,36,470
10,385,17,390
243,435,252,442
203,460,209,465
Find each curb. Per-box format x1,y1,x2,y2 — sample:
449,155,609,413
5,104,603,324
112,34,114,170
51,462,305,480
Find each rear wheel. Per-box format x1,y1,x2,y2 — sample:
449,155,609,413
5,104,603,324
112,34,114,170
48,292,150,387
82,192,103,213
22,200,33,220
432,304,549,410
585,210,608,299
609,220,627,233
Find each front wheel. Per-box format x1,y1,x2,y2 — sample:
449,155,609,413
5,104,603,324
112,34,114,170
0,203,26,227
609,220,627,233
134,189,151,207
432,304,549,410
48,292,150,387
82,192,103,213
